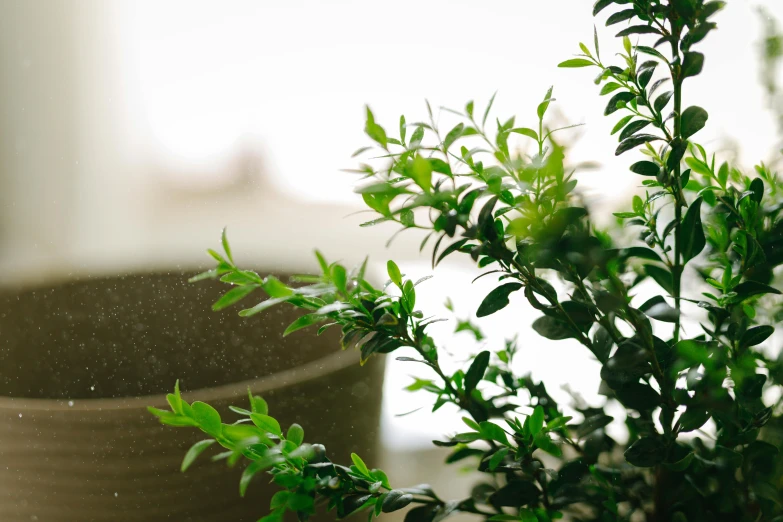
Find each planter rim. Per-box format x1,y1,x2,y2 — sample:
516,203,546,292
0,349,357,412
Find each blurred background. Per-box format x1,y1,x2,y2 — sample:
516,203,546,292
0,0,782,519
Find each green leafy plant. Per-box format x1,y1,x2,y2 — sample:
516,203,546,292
150,2,783,521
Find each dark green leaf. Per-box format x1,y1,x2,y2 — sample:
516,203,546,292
732,281,781,301
476,283,522,317
624,436,666,467
491,480,541,507
616,25,660,37
750,177,764,203
593,0,615,16
678,408,710,432
653,91,673,113
605,91,635,115
645,264,673,294
740,325,774,349
619,120,651,141
532,316,572,340
680,106,708,140
606,9,636,25
639,295,679,322
679,197,705,264
436,238,469,266
681,52,704,79
629,161,660,176
616,134,662,156
382,491,413,513
465,350,490,394
576,414,614,439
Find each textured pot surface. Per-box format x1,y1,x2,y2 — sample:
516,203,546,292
0,273,383,522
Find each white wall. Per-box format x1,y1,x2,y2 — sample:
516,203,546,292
1,0,781,448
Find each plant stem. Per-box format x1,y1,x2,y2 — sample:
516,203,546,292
671,29,684,346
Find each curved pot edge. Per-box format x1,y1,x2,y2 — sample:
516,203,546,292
0,349,360,412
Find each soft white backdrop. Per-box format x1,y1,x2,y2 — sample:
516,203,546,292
1,0,781,450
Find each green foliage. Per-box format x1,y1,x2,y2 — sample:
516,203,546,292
152,2,783,522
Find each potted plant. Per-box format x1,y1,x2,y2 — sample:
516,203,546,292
152,1,783,521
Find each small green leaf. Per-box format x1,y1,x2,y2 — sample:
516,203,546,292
191,401,222,437
600,82,622,95
283,314,322,337
489,447,509,471
331,265,347,293
632,195,644,215
479,421,509,444
611,115,634,135
212,285,258,311
247,391,268,415
534,432,561,456
537,86,554,120
181,439,216,472
508,127,538,141
351,453,371,476
443,123,464,150
387,260,402,287
287,423,305,446
476,283,522,317
262,276,293,298
251,413,282,436
529,406,545,436
221,227,233,263
558,58,595,68
410,156,433,192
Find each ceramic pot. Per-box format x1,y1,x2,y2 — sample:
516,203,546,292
0,272,383,522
